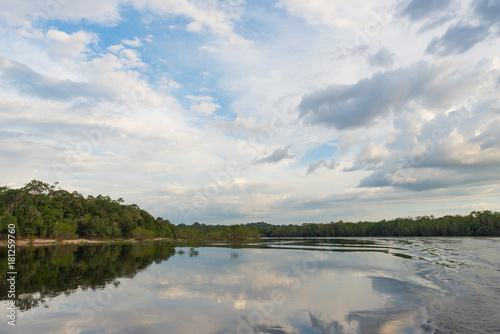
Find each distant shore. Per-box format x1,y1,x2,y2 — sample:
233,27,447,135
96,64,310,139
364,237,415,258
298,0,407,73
0,237,172,247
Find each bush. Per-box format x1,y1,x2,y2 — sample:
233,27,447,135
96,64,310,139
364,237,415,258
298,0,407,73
28,235,36,246
52,221,78,240
131,227,156,241
178,228,202,240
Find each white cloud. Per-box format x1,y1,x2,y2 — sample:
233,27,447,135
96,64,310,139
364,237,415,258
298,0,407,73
107,44,125,53
186,95,215,102
275,0,394,29
45,30,97,61
116,48,145,68
129,0,246,42
122,36,142,47
190,101,220,116
0,0,122,27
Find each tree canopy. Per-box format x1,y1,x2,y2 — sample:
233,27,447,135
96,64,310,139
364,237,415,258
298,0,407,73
0,180,176,240
177,213,500,238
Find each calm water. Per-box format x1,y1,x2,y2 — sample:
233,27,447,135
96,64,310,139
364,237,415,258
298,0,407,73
1,238,499,334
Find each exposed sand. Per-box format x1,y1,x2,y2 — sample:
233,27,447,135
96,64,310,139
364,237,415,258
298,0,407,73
0,237,171,247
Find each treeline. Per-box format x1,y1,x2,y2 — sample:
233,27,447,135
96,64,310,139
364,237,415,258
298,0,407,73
0,180,177,240
181,212,500,237
176,222,260,242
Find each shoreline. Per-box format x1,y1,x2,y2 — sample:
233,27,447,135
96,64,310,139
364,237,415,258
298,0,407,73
0,237,172,247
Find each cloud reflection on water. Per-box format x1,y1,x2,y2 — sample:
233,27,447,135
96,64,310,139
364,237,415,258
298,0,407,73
1,240,440,333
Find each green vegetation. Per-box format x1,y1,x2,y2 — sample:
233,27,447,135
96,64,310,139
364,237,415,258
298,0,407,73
0,180,176,240
178,212,500,238
176,222,260,241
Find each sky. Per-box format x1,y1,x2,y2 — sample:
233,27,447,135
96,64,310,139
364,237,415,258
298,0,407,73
0,0,499,225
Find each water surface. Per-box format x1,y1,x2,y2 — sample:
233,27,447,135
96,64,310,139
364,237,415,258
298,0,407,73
1,238,499,333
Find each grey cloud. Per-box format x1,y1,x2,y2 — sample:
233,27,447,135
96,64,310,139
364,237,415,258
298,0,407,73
299,57,492,130
400,0,453,21
417,14,455,33
357,169,455,191
299,62,436,130
0,57,104,101
358,166,500,191
353,101,500,192
345,145,389,172
256,146,295,164
471,119,500,149
474,0,500,27
423,0,500,55
367,48,395,69
426,24,490,55
307,158,337,175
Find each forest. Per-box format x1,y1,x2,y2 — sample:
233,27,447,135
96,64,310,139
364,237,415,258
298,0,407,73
0,180,176,240
1,180,499,240
241,211,500,237
179,210,500,238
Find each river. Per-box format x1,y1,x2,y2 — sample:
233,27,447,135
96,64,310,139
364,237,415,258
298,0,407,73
1,237,499,333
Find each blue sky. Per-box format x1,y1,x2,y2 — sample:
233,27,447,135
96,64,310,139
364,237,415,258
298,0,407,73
1,0,500,224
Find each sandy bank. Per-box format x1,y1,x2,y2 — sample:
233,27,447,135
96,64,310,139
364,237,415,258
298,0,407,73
0,237,171,247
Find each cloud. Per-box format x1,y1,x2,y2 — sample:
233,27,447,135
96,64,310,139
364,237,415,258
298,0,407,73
473,0,500,28
213,116,262,136
346,142,391,172
187,95,220,116
186,95,215,102
353,94,500,192
115,48,145,68
422,0,500,55
0,49,155,104
130,0,246,41
398,0,460,32
367,48,395,68
300,57,500,193
0,0,122,27
107,44,125,53
256,146,295,164
470,119,500,149
307,158,337,175
299,61,481,130
0,57,103,101
45,29,97,61
400,0,453,21
122,36,142,47
190,101,220,116
426,24,490,55
275,0,386,29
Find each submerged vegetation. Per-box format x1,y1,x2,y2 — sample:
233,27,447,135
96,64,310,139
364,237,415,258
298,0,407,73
1,180,499,241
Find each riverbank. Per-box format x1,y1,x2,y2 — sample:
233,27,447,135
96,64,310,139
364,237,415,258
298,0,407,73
0,237,172,247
